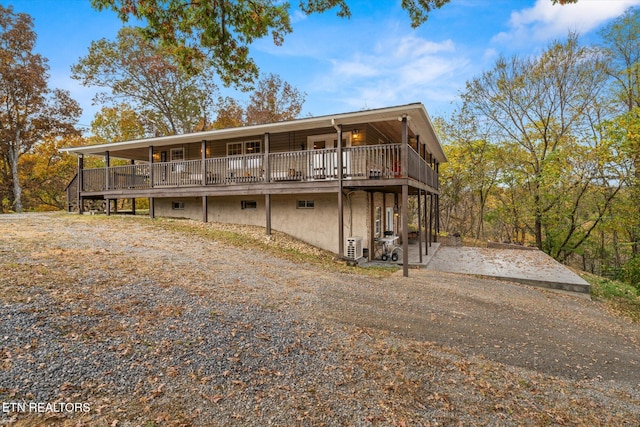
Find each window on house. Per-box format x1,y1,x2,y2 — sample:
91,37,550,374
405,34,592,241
227,142,243,156
172,201,185,210
170,148,185,172
241,200,257,210
296,200,315,209
245,141,261,154
170,148,184,161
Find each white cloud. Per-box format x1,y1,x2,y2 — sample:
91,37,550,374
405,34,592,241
493,0,640,45
313,35,469,112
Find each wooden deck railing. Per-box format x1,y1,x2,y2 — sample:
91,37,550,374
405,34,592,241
80,144,438,192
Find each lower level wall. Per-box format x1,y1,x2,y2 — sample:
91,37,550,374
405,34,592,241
154,197,203,221
153,192,370,254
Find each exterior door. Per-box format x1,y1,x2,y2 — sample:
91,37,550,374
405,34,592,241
307,133,351,178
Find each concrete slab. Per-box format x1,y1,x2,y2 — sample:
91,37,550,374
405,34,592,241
425,246,591,295
359,242,440,269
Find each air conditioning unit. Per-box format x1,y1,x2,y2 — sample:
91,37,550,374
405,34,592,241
346,236,363,260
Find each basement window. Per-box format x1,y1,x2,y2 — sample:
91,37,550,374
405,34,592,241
172,201,185,210
297,200,315,209
241,200,257,210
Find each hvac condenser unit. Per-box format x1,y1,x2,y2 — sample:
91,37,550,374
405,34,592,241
346,236,363,260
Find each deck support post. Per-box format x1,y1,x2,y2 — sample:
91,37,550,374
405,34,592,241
336,124,344,258
417,190,423,264
369,191,374,261
106,198,111,216
402,185,409,277
77,154,84,214
435,163,440,242
149,198,155,219
202,196,208,223
429,193,434,246
435,193,439,242
265,194,271,235
424,192,429,255
401,115,409,276
264,132,272,236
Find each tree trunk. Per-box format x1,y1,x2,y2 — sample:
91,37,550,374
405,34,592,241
9,144,22,213
534,192,543,250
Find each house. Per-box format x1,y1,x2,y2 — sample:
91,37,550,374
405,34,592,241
61,103,447,276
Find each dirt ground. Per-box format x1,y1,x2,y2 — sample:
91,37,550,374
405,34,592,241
1,212,639,426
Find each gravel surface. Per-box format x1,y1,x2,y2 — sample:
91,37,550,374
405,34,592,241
1,212,640,426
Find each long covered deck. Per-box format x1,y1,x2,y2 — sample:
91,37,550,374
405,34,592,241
75,143,438,196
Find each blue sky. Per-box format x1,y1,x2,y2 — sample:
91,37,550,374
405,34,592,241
4,0,640,131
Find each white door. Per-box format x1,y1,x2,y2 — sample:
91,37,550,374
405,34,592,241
307,133,351,178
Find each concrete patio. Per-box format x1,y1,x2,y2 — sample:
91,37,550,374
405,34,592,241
365,241,591,295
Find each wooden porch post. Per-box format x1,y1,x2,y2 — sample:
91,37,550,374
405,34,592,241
369,191,374,261
435,193,439,242
202,196,208,222
265,133,272,236
417,190,423,264
265,194,271,235
105,150,111,216
429,193,434,246
424,191,429,255
337,124,344,258
130,159,136,215
435,162,440,242
149,146,154,188
105,151,110,191
77,154,84,214
401,116,408,178
402,185,409,277
149,146,154,219
201,140,207,186
401,116,410,276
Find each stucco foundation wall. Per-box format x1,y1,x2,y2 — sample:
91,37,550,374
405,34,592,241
152,191,370,255
343,191,369,250
270,194,339,253
154,197,202,221
207,195,265,226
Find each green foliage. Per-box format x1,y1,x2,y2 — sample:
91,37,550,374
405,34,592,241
88,0,460,89
585,272,640,322
72,27,219,136
213,73,307,128
0,5,81,212
621,255,640,289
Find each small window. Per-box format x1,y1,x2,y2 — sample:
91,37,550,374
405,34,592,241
241,200,257,210
172,201,185,210
227,142,243,156
245,140,261,154
297,200,315,209
170,148,184,161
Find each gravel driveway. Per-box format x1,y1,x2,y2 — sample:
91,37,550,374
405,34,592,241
1,213,639,426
